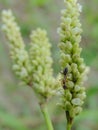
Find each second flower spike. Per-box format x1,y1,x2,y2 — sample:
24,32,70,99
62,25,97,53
29,28,57,102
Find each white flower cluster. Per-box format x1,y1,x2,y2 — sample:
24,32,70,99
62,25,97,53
30,29,57,100
2,10,32,84
58,0,89,120
2,11,58,102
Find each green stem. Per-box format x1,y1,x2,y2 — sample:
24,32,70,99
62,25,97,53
40,104,54,130
66,111,73,130
67,123,72,130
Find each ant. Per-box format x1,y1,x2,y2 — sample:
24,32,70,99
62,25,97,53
61,67,68,90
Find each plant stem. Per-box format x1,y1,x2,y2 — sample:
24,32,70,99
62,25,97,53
66,111,73,130
67,123,72,130
40,104,54,130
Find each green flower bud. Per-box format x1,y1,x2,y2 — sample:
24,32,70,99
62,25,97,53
66,101,72,110
74,85,81,92
75,106,82,115
65,89,72,101
69,108,75,118
69,106,82,118
76,92,86,100
71,98,83,106
66,81,74,89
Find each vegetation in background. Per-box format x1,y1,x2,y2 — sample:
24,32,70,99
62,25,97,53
0,0,98,130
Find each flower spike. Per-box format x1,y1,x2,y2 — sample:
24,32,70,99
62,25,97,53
58,0,89,126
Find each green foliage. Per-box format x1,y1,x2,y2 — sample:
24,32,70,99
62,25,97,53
29,0,50,6
0,111,28,130
87,85,98,97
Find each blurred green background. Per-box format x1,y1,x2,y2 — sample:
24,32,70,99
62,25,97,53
0,0,98,130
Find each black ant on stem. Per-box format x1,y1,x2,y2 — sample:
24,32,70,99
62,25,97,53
61,67,68,90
